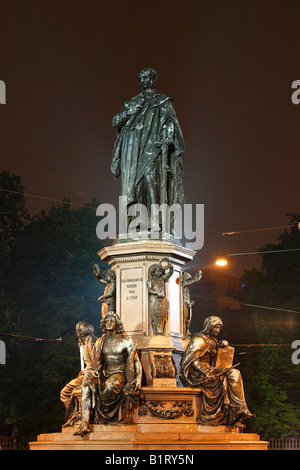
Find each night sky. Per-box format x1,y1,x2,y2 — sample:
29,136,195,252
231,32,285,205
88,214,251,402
1,0,299,278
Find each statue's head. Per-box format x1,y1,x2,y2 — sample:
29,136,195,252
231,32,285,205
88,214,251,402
149,263,164,279
139,68,157,89
149,257,172,279
100,311,124,334
76,322,94,340
103,268,116,282
154,265,165,277
201,316,223,337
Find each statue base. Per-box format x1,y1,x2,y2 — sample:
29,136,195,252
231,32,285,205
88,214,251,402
29,386,268,450
29,239,268,451
98,239,194,386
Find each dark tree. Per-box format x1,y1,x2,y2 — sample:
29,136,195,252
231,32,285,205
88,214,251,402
0,173,107,441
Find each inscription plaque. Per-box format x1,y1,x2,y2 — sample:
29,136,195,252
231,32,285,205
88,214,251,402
119,266,144,333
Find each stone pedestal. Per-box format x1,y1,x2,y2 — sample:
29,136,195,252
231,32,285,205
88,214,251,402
29,387,269,450
98,239,195,385
29,238,268,451
99,239,195,342
29,425,268,450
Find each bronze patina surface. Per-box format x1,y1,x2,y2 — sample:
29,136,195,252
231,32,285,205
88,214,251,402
182,269,202,337
180,316,255,427
60,313,142,435
111,68,185,219
146,257,173,335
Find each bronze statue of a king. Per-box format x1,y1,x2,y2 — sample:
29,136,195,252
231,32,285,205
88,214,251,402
111,67,185,213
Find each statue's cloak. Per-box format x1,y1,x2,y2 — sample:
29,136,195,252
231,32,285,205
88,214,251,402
111,90,185,207
179,333,211,387
179,333,252,425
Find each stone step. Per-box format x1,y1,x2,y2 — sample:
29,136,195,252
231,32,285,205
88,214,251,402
35,429,264,445
30,436,269,451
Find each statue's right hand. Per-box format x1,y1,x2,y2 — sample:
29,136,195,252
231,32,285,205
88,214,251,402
91,370,99,379
128,104,142,115
205,370,218,381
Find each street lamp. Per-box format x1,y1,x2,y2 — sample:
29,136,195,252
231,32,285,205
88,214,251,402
215,258,228,267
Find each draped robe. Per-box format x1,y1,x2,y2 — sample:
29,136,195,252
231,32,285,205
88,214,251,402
111,89,185,209
93,333,141,423
180,333,252,425
61,332,141,427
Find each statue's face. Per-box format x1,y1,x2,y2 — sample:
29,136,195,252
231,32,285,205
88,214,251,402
76,323,93,340
154,266,164,277
105,315,117,332
139,71,153,90
76,329,83,340
210,322,222,337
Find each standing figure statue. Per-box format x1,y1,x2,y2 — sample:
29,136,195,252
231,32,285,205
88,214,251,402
182,269,202,337
111,67,185,228
147,257,173,335
93,264,116,318
179,316,255,427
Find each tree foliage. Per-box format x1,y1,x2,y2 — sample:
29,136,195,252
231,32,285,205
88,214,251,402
0,172,107,440
235,213,300,438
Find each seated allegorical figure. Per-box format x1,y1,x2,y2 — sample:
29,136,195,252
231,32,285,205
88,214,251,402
179,316,255,427
60,312,142,436
60,322,96,428
94,311,142,426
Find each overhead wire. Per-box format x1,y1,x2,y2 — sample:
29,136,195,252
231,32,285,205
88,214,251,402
1,187,299,234
222,224,297,236
227,248,300,256
0,332,294,354
0,188,96,210
1,187,299,319
191,294,300,315
184,246,300,271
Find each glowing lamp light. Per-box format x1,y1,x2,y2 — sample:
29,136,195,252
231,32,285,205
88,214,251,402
215,258,228,267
